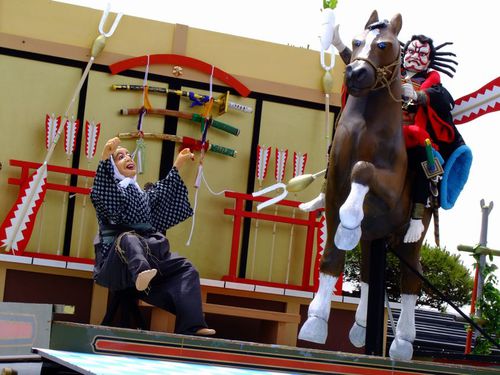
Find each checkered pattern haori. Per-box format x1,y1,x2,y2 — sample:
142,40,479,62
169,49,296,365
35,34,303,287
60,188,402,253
90,159,193,258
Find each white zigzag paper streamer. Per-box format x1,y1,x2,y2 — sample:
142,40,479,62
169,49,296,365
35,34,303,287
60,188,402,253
64,118,80,155
256,145,271,183
275,148,288,183
2,163,47,251
85,121,101,159
293,152,308,178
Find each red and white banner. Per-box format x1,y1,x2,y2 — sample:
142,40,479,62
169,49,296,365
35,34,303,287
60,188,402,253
255,145,271,184
293,151,308,178
64,118,80,156
452,76,500,125
0,163,48,253
85,121,101,159
45,114,61,150
275,148,288,183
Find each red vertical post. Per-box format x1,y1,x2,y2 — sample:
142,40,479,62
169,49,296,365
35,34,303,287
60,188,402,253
227,196,244,279
465,264,480,354
301,211,318,288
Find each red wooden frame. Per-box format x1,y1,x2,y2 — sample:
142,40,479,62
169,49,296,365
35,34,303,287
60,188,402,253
223,191,325,292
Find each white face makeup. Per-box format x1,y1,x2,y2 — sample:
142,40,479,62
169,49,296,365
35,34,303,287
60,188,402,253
403,39,431,73
113,147,137,178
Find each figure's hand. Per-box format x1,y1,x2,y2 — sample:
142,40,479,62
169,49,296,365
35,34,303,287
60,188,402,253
102,137,121,160
402,82,417,101
331,24,346,52
174,148,195,170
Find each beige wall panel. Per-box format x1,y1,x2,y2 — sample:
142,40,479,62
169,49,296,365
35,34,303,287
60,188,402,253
245,102,331,285
0,0,175,59
185,26,345,94
0,55,83,255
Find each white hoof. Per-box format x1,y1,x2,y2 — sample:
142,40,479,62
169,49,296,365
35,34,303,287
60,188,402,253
348,322,366,348
298,193,325,212
298,316,328,344
389,337,414,361
334,224,361,250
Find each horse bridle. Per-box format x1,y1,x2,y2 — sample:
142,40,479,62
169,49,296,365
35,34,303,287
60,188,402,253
351,55,402,102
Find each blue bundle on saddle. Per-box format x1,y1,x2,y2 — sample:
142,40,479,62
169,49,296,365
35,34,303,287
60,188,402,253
439,145,473,210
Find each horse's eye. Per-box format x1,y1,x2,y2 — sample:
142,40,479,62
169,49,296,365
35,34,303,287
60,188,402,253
353,39,362,47
377,42,387,49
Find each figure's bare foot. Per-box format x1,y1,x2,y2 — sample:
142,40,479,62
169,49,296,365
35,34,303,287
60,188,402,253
299,193,325,212
404,219,424,243
135,269,157,291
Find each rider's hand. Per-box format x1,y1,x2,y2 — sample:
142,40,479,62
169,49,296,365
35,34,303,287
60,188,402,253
402,82,417,101
102,137,121,160
331,24,346,52
173,148,195,170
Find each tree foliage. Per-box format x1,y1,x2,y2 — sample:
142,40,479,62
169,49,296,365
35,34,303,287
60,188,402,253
343,242,473,311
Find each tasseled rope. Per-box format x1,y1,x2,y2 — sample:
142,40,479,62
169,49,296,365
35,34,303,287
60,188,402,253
186,66,215,246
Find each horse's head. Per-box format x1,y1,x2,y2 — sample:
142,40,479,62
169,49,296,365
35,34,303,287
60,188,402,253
345,10,402,97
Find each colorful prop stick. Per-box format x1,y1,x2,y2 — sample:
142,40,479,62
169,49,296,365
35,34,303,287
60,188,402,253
0,6,122,253
112,85,253,114
120,107,240,136
117,131,236,158
452,76,500,124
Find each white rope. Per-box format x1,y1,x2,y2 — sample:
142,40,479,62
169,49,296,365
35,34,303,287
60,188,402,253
186,65,217,245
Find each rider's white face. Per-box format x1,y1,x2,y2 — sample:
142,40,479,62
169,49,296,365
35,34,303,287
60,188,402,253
113,147,137,178
403,40,431,73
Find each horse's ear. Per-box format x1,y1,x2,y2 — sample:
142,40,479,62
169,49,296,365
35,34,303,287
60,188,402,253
365,10,379,29
389,13,402,36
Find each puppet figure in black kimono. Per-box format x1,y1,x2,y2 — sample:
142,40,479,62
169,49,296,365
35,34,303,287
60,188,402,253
300,28,470,245
91,137,215,336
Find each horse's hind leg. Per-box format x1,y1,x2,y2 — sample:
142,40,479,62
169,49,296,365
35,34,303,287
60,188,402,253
298,242,345,344
348,240,371,348
389,215,428,360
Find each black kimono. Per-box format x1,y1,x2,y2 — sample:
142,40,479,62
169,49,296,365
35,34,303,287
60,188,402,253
90,158,208,334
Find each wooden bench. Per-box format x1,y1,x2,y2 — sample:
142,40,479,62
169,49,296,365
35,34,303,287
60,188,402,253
138,283,305,346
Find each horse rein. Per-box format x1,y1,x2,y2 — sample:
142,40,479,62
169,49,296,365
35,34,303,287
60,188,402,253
352,56,402,103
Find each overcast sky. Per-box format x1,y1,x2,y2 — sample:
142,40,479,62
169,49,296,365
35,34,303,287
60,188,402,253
57,0,499,277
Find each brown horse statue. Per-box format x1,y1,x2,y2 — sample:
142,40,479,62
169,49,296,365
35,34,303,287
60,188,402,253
298,11,431,361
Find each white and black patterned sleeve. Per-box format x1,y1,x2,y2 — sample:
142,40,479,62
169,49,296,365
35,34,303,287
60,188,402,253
148,167,193,233
90,159,126,223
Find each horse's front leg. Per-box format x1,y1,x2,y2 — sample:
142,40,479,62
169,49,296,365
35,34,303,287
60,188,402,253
335,161,372,250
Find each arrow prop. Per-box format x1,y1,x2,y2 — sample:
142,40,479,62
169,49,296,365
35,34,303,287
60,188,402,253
452,76,500,125
76,121,101,257
120,107,240,136
117,131,236,158
112,85,253,114
0,6,122,253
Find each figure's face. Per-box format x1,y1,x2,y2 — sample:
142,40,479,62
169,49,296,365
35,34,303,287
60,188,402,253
403,39,431,73
113,147,136,178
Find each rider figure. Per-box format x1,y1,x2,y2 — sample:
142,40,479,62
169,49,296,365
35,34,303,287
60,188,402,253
300,28,465,244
